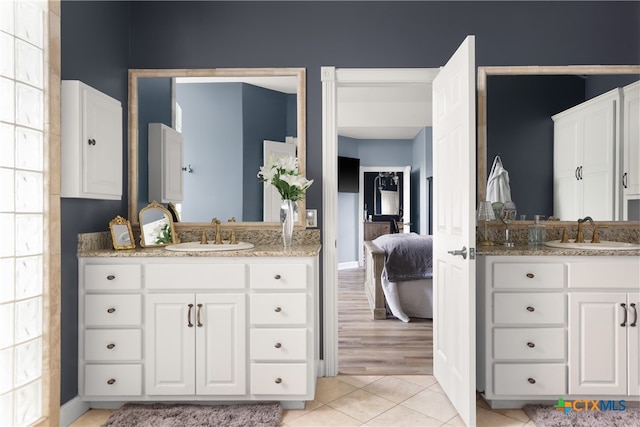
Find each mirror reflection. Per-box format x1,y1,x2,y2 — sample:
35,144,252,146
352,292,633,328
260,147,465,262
138,201,177,247
109,215,135,250
129,68,307,227
478,66,640,221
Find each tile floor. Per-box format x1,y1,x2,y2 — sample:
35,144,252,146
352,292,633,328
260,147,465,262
70,374,534,427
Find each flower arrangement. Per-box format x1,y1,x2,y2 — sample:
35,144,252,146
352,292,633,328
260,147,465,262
257,155,313,201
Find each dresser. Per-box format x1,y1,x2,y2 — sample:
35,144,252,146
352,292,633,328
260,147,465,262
364,221,390,241
477,255,639,408
78,251,319,408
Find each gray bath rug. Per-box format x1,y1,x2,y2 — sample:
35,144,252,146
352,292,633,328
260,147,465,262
523,404,640,427
101,402,282,427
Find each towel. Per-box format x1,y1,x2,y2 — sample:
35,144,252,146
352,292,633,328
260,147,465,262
486,155,512,203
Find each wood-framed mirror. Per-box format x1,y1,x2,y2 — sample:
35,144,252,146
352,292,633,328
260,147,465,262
128,68,307,230
109,215,135,250
138,201,177,247
477,65,640,223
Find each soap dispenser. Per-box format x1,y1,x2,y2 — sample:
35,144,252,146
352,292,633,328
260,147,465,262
528,215,547,246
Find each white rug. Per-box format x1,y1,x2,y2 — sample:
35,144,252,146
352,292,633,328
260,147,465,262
523,403,640,427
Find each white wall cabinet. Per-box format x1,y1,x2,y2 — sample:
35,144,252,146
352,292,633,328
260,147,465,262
78,255,318,406
61,80,122,200
553,89,620,220
477,255,640,408
148,123,184,203
622,82,640,219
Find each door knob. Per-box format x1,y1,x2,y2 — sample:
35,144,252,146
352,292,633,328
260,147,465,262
447,246,467,260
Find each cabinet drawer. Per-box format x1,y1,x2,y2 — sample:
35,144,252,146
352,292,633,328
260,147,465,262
84,264,141,290
250,329,307,360
493,328,565,360
494,363,565,396
250,264,308,290
85,364,142,396
85,329,141,361
493,263,565,289
250,294,307,325
145,264,246,289
494,293,564,325
568,261,640,288
85,295,141,326
250,363,308,395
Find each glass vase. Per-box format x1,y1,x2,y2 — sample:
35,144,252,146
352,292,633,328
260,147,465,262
280,199,295,249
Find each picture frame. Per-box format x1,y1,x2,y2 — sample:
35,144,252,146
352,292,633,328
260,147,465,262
305,209,317,228
109,215,136,250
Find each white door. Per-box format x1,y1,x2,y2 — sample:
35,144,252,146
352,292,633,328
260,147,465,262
432,36,476,427
196,294,246,395
163,125,184,202
263,140,297,222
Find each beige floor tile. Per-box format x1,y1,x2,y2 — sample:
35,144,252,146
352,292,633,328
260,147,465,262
476,407,527,427
284,405,361,426
365,405,444,426
338,375,384,388
441,414,466,427
494,408,530,423
362,376,426,403
314,377,358,404
69,409,113,427
428,381,446,394
402,389,458,423
281,400,324,423
393,374,438,388
327,389,396,423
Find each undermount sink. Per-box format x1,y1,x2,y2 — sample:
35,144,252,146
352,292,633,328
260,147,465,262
544,240,640,250
165,241,254,252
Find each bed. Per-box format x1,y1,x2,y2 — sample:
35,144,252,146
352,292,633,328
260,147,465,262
363,233,433,322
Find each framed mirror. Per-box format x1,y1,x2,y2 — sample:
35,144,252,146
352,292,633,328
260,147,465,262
477,65,640,222
138,201,177,247
128,68,307,229
109,215,135,250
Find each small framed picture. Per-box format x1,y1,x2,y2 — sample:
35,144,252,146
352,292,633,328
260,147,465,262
305,209,317,228
109,215,136,250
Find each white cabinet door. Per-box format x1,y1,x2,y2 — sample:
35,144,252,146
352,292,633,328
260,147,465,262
569,292,627,395
553,117,581,220
628,293,640,396
145,294,196,395
149,123,184,203
196,294,246,395
623,82,640,219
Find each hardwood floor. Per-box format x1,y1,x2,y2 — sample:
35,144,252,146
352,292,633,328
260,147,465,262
338,267,433,375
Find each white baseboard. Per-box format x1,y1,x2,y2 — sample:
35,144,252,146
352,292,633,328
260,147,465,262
59,396,89,427
338,261,359,270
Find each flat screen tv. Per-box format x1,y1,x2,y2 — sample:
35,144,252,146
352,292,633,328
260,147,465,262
338,156,360,193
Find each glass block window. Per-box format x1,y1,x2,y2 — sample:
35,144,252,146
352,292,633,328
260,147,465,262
0,1,46,425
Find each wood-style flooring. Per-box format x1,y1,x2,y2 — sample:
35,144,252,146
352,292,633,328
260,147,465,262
338,267,433,376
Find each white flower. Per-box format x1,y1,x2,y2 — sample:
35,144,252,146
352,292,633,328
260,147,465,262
257,154,313,201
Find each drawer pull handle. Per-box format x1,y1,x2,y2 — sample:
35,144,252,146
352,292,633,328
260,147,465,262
526,273,534,279
621,303,627,327
274,342,282,349
107,308,116,314
187,304,194,327
197,304,203,327
526,306,535,312
274,274,281,280
631,303,637,327
275,378,282,384
527,378,536,384
527,342,535,348
107,275,115,280
106,343,115,350
274,307,282,313
107,379,116,385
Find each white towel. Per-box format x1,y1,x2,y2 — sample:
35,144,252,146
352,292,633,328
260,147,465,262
486,155,512,203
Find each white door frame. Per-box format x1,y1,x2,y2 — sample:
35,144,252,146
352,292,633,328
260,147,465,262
321,68,439,377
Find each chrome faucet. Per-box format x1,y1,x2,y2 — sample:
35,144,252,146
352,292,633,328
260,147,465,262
576,216,594,243
211,218,222,244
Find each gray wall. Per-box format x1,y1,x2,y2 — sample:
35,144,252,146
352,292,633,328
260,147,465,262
60,0,640,404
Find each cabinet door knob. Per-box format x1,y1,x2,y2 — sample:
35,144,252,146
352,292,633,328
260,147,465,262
621,303,627,327
107,275,115,280
107,378,116,385
274,307,282,313
527,378,536,384
527,342,535,348
106,343,115,349
274,342,282,349
631,303,637,327
526,273,534,279
526,306,535,312
87,138,97,146
107,308,116,314
197,303,203,327
274,274,281,280
187,303,194,327
274,378,282,384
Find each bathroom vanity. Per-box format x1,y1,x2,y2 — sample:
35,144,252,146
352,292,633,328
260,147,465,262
77,244,320,408
477,250,639,408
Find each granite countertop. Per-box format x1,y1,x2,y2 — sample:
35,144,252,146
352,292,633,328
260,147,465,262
79,243,322,258
477,244,640,257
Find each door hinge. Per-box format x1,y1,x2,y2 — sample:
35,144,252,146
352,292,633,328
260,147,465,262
470,247,476,260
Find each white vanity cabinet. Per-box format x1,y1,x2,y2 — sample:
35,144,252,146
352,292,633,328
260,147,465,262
78,254,318,406
61,80,122,200
148,123,184,203
477,255,640,408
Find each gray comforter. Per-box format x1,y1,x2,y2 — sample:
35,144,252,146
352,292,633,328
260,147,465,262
372,232,433,282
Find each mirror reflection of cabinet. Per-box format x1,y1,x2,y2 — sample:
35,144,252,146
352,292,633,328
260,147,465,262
623,82,640,220
61,80,122,200
148,123,184,203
